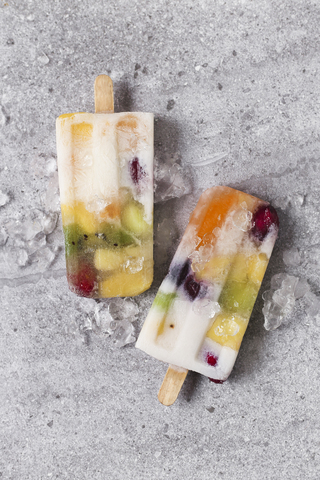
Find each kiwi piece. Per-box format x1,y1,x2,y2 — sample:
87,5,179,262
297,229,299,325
218,280,259,316
153,291,177,312
63,223,86,257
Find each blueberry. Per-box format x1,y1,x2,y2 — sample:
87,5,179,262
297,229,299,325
184,274,201,300
169,260,190,287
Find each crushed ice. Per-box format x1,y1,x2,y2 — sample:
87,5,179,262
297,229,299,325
262,264,318,331
76,297,139,347
0,209,59,277
0,171,61,280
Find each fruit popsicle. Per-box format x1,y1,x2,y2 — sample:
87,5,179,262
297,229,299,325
56,76,154,298
136,186,279,391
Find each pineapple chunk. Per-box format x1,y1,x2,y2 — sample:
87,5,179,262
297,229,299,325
247,253,268,284
61,202,98,234
196,256,231,282
94,249,123,271
206,313,248,351
99,265,153,297
228,254,248,283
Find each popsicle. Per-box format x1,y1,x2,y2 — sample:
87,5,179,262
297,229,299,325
136,186,279,404
56,75,154,298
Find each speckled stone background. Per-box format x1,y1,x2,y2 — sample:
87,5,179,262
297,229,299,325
1,1,320,479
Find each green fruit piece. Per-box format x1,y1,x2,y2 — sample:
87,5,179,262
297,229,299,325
121,202,151,236
63,223,86,257
218,280,259,316
153,291,177,312
101,222,137,247
83,233,108,250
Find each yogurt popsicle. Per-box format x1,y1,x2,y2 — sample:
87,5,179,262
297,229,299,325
56,76,154,298
136,186,279,402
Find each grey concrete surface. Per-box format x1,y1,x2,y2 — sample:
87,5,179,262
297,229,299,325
1,0,320,479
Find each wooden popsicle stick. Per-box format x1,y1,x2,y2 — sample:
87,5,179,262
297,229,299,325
94,75,114,113
158,365,188,406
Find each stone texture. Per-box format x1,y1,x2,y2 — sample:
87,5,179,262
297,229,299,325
1,0,320,478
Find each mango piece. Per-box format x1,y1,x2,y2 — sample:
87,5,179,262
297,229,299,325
98,200,121,220
206,313,248,350
94,249,123,271
99,266,153,297
121,202,151,236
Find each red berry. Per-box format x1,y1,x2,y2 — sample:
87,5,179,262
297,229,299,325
251,205,279,242
129,157,145,185
206,353,218,367
209,378,224,384
67,263,96,297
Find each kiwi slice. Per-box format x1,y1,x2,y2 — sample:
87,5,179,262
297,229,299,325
63,223,86,257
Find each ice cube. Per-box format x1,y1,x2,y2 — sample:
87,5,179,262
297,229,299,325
16,249,29,267
283,247,301,267
45,172,60,212
263,301,284,331
281,275,299,295
270,273,288,290
304,292,320,317
113,319,136,347
41,211,58,235
154,160,192,203
294,278,310,299
192,299,220,317
0,190,10,207
108,298,139,322
232,208,252,232
124,257,144,274
94,303,116,335
0,228,8,246
27,232,47,255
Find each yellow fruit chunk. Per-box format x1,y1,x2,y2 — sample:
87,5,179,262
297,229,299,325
196,256,231,282
94,249,123,271
247,253,269,284
121,202,151,236
228,254,248,283
99,266,153,297
71,122,93,141
61,202,98,234
206,313,248,351
58,112,86,120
